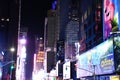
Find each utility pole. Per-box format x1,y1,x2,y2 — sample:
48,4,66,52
93,65,96,80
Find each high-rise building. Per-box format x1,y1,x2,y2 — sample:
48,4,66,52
58,0,80,60
76,0,120,79
35,37,44,70
44,8,59,73
58,0,71,40
46,10,57,51
16,27,27,80
55,0,80,79
79,0,103,52
32,37,45,80
0,0,19,79
65,20,79,59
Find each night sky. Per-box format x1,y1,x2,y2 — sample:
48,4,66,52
20,0,54,79
21,0,53,36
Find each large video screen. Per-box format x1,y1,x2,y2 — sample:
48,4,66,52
104,0,119,40
77,39,114,78
113,34,120,72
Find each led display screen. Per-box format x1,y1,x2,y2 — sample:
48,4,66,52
63,61,71,79
104,0,119,40
77,39,114,78
113,34,120,72
110,75,120,80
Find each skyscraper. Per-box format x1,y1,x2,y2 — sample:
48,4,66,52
44,9,59,73
79,0,103,52
0,0,19,79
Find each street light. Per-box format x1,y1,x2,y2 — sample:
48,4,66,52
0,47,15,67
0,47,15,80
10,47,15,52
9,47,15,80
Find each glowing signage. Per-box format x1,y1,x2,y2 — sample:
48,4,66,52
104,0,119,40
36,51,44,62
113,35,120,72
110,75,120,80
63,61,71,79
77,39,114,78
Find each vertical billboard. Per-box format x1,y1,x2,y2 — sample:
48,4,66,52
113,34,120,72
104,0,119,40
63,61,71,80
77,38,114,78
16,37,27,80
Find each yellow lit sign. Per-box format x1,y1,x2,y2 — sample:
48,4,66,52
36,51,44,62
110,76,120,80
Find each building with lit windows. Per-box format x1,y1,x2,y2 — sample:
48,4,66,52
32,37,46,80
43,1,60,79
65,0,80,59
78,0,103,53
52,0,80,80
43,0,120,80
16,27,27,80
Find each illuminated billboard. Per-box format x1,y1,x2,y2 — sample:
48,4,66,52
104,0,119,40
110,75,120,80
36,51,44,62
77,39,114,78
63,61,71,80
113,34,120,72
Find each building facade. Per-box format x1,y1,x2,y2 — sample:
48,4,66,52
76,0,120,80
44,8,59,74
16,27,27,80
79,0,103,53
0,0,19,79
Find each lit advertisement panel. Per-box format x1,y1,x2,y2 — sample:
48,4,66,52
113,34,120,72
110,75,120,80
36,51,44,62
104,0,119,40
63,61,71,79
16,38,27,80
77,39,114,78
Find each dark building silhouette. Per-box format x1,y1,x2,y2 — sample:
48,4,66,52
79,0,103,52
0,0,19,79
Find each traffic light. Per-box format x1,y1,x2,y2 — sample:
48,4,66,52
10,65,15,70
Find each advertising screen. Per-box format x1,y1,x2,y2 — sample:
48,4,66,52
113,34,120,72
110,75,120,80
77,39,115,78
104,0,119,40
63,61,71,79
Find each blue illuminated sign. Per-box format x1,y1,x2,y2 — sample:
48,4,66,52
77,39,115,78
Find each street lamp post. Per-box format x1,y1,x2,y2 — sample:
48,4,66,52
9,47,15,80
10,47,15,53
93,65,96,80
0,47,15,80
